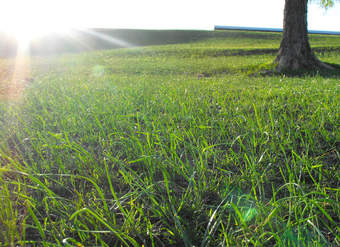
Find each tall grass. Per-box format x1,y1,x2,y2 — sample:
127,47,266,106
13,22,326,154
0,31,339,246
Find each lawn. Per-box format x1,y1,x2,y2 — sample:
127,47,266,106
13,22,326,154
0,30,339,246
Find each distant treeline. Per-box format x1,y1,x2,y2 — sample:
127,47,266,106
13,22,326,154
2,28,339,58
0,29,214,57
0,28,283,57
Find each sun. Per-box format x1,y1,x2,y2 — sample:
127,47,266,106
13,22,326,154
8,23,68,48
1,1,71,49
8,25,45,49
0,1,72,100
6,19,70,49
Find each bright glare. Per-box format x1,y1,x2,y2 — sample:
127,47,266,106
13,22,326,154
1,1,71,46
6,23,68,48
0,1,71,100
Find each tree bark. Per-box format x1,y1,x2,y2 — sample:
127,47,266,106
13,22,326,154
275,0,331,72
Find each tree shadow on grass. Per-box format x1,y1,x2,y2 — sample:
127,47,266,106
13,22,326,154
280,62,340,78
248,62,340,79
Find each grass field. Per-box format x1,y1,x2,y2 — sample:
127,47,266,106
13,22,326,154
0,30,339,246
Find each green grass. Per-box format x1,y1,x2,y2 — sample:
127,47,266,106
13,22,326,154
0,30,339,246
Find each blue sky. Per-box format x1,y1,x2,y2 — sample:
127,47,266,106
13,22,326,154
0,0,339,35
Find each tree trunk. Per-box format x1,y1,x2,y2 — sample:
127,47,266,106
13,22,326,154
275,0,330,72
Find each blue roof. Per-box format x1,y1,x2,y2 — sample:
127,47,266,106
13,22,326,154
214,25,340,35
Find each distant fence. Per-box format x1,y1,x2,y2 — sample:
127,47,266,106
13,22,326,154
214,25,340,35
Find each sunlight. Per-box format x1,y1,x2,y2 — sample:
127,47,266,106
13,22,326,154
0,45,31,100
8,54,31,100
1,1,71,49
0,1,71,100
78,29,134,48
6,21,71,49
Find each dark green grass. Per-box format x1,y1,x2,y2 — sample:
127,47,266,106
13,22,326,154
0,30,339,246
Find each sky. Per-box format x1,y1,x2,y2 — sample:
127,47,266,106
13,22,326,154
0,0,339,36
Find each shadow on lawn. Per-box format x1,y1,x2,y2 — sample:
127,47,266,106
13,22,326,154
205,47,340,58
277,62,340,79
199,60,340,79
246,61,340,79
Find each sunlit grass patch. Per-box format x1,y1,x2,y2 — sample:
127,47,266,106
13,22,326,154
0,30,339,246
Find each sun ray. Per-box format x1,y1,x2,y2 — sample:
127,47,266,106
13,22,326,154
7,42,31,100
77,29,134,48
